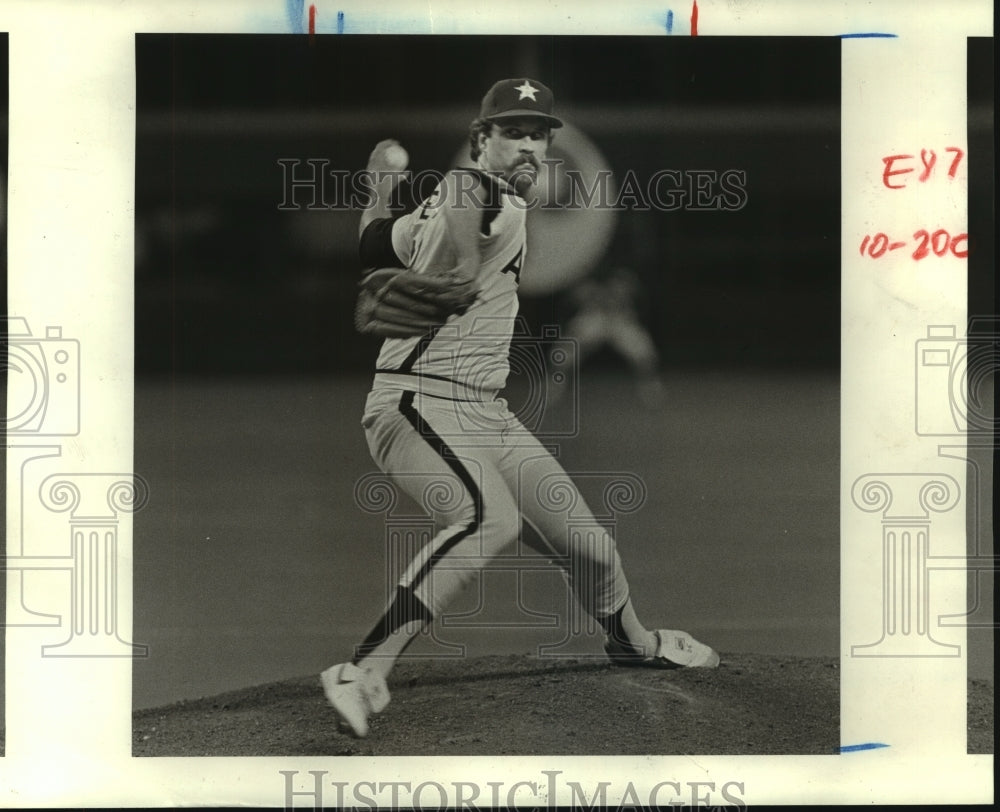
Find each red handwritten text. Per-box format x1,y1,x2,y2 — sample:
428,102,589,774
860,229,968,260
881,147,964,189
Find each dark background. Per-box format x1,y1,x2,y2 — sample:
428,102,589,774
966,36,996,698
968,38,994,324
134,35,841,376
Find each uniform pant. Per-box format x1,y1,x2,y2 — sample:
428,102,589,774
361,386,631,622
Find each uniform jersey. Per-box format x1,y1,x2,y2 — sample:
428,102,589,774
360,168,526,398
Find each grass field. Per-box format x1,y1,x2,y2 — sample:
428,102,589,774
133,369,844,711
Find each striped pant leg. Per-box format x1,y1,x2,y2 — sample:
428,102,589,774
364,390,521,621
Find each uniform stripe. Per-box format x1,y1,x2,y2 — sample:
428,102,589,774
350,392,483,664
398,390,483,587
373,368,475,392
352,583,433,663
396,326,442,373
472,169,504,236
373,369,457,385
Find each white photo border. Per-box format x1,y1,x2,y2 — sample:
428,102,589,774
3,0,994,807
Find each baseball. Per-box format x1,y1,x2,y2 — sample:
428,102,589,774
383,144,409,170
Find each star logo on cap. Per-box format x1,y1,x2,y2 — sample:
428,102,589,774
515,80,539,101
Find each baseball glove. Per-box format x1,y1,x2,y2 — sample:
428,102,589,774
354,267,478,338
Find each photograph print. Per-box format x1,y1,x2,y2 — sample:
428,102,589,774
132,33,841,757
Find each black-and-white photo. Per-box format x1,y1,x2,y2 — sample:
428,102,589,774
132,34,843,759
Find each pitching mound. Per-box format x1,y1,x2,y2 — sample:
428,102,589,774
132,653,992,757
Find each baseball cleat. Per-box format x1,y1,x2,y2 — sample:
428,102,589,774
320,662,391,738
604,629,720,669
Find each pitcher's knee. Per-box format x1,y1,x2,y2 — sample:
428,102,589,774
434,501,479,534
477,499,521,552
420,477,478,530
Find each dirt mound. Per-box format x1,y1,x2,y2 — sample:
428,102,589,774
133,653,992,757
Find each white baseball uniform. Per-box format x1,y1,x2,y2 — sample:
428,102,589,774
353,167,631,659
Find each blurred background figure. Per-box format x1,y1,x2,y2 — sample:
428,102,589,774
561,266,665,408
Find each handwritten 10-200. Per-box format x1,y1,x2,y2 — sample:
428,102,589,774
859,229,968,261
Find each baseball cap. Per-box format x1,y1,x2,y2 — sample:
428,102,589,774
479,78,563,128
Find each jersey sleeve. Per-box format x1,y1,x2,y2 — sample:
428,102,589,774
359,216,406,269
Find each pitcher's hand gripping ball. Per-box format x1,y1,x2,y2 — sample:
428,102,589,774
354,268,479,338
368,139,409,172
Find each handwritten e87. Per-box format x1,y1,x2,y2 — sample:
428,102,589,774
881,147,964,189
